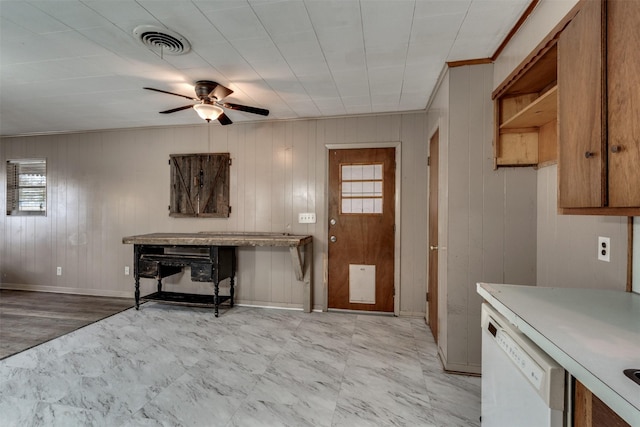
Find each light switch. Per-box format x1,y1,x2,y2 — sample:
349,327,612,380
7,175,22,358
298,213,316,224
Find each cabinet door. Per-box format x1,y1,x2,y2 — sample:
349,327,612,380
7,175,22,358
607,0,640,207
558,0,606,208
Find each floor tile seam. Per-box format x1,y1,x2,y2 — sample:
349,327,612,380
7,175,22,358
222,315,312,427
407,320,451,404
327,314,361,427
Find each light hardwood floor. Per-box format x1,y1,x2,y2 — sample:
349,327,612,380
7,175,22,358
0,290,133,359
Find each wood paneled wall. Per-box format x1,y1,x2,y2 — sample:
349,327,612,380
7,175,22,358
537,166,627,290
427,63,537,374
0,112,428,315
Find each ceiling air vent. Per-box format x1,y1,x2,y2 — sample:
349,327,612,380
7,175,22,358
133,25,191,55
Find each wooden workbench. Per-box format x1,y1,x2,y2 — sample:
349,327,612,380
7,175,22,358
122,232,314,316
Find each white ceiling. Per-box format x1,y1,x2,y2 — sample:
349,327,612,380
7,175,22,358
0,0,530,137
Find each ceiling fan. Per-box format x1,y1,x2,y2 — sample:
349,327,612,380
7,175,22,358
144,80,269,125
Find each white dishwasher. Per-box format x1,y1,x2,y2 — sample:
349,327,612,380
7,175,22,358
481,303,565,426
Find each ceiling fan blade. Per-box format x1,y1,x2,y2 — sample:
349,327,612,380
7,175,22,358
217,112,233,125
144,87,197,101
159,104,194,114
222,103,269,116
210,84,233,101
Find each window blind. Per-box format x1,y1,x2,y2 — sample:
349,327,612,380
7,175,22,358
6,159,46,215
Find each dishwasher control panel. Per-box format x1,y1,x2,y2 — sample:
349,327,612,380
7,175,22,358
492,323,544,390
481,303,565,411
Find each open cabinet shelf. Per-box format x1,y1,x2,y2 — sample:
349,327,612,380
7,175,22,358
500,86,557,129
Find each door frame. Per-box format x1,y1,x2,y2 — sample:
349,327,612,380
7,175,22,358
324,142,402,315
427,128,439,342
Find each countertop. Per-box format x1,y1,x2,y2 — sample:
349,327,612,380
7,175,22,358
477,283,640,426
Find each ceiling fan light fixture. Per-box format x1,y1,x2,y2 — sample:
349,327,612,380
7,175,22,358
193,103,223,122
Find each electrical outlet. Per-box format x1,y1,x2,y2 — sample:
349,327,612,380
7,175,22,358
124,266,130,276
298,212,316,224
598,236,610,262
56,266,62,276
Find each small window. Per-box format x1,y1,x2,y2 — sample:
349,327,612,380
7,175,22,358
340,163,383,214
6,159,47,216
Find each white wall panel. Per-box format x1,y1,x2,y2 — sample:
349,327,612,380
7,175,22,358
536,166,627,290
428,64,537,374
1,112,428,314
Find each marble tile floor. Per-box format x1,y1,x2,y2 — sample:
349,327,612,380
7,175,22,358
0,303,480,427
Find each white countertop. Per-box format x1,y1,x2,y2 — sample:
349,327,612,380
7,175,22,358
477,283,640,426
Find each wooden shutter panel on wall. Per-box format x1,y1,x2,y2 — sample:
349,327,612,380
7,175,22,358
169,153,230,218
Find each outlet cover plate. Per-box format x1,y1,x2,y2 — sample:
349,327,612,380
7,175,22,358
598,236,610,262
298,212,316,224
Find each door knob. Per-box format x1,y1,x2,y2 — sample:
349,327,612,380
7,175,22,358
430,245,438,251
330,236,337,243
330,218,336,226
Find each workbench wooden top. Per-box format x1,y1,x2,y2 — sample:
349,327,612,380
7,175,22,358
122,232,312,247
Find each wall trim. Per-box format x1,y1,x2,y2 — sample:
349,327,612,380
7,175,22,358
426,63,449,112
0,285,326,312
446,58,492,68
438,346,482,375
324,141,402,316
0,283,132,299
491,0,541,60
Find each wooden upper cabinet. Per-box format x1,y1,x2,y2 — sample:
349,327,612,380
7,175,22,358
558,0,605,209
169,153,231,218
607,0,640,208
493,34,560,168
558,0,640,214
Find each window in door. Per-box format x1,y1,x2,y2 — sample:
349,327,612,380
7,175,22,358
340,163,383,214
6,159,47,216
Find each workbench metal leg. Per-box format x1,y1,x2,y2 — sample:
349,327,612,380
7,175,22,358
134,245,140,310
214,280,220,317
135,276,140,310
303,242,313,313
229,248,236,307
156,278,162,293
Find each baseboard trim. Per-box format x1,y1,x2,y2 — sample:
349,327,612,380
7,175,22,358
0,287,321,311
398,310,427,318
437,345,481,376
0,286,325,313
0,283,132,299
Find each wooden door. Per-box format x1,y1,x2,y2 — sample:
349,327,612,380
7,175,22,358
607,0,640,207
328,148,395,312
428,131,439,341
558,0,606,208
